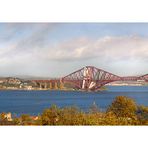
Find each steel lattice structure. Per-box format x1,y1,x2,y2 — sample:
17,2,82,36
61,66,148,91
61,66,121,90
140,74,148,82
32,66,148,91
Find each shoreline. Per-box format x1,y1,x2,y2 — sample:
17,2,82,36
0,85,147,91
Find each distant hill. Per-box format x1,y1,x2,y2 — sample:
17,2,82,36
0,75,59,80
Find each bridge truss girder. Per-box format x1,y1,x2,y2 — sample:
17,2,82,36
62,66,121,91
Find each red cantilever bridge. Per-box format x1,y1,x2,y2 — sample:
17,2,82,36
33,66,148,91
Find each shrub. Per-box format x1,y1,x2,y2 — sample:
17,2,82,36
107,96,137,119
137,105,148,125
41,105,61,125
20,114,32,125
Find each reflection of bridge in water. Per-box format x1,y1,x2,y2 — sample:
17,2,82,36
32,66,148,91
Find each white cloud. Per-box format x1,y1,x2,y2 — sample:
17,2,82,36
44,35,148,62
0,33,148,76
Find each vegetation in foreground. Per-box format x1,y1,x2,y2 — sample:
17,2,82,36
0,96,148,125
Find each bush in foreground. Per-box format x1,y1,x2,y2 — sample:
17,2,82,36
107,96,137,118
0,96,148,125
40,96,147,125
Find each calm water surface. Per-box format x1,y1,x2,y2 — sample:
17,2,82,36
0,86,147,116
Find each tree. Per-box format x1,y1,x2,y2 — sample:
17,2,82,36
107,96,137,119
137,105,148,125
20,114,32,125
0,112,6,121
13,118,21,125
41,105,61,125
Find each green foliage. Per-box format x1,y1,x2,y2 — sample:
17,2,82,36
41,105,62,125
13,118,21,125
20,114,32,125
107,96,137,119
0,112,6,121
137,105,148,125
0,96,148,125
41,105,83,125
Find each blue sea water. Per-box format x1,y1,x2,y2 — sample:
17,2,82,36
0,86,147,116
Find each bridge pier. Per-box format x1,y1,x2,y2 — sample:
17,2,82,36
39,83,42,89
49,82,52,89
54,82,58,89
59,82,64,90
32,66,148,91
44,83,47,89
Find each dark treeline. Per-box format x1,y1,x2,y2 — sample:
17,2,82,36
0,96,148,125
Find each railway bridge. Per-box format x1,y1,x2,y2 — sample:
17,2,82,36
32,66,148,91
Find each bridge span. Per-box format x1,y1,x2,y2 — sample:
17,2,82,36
32,66,148,91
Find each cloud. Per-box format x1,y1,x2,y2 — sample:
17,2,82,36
2,24,148,63
4,34,147,67
45,35,148,62
15,23,57,49
0,23,58,58
0,24,148,76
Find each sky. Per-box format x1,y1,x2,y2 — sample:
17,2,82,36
0,23,148,77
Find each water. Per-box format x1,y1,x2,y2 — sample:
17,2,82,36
0,86,147,116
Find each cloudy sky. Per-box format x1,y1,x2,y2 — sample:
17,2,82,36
0,23,148,77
